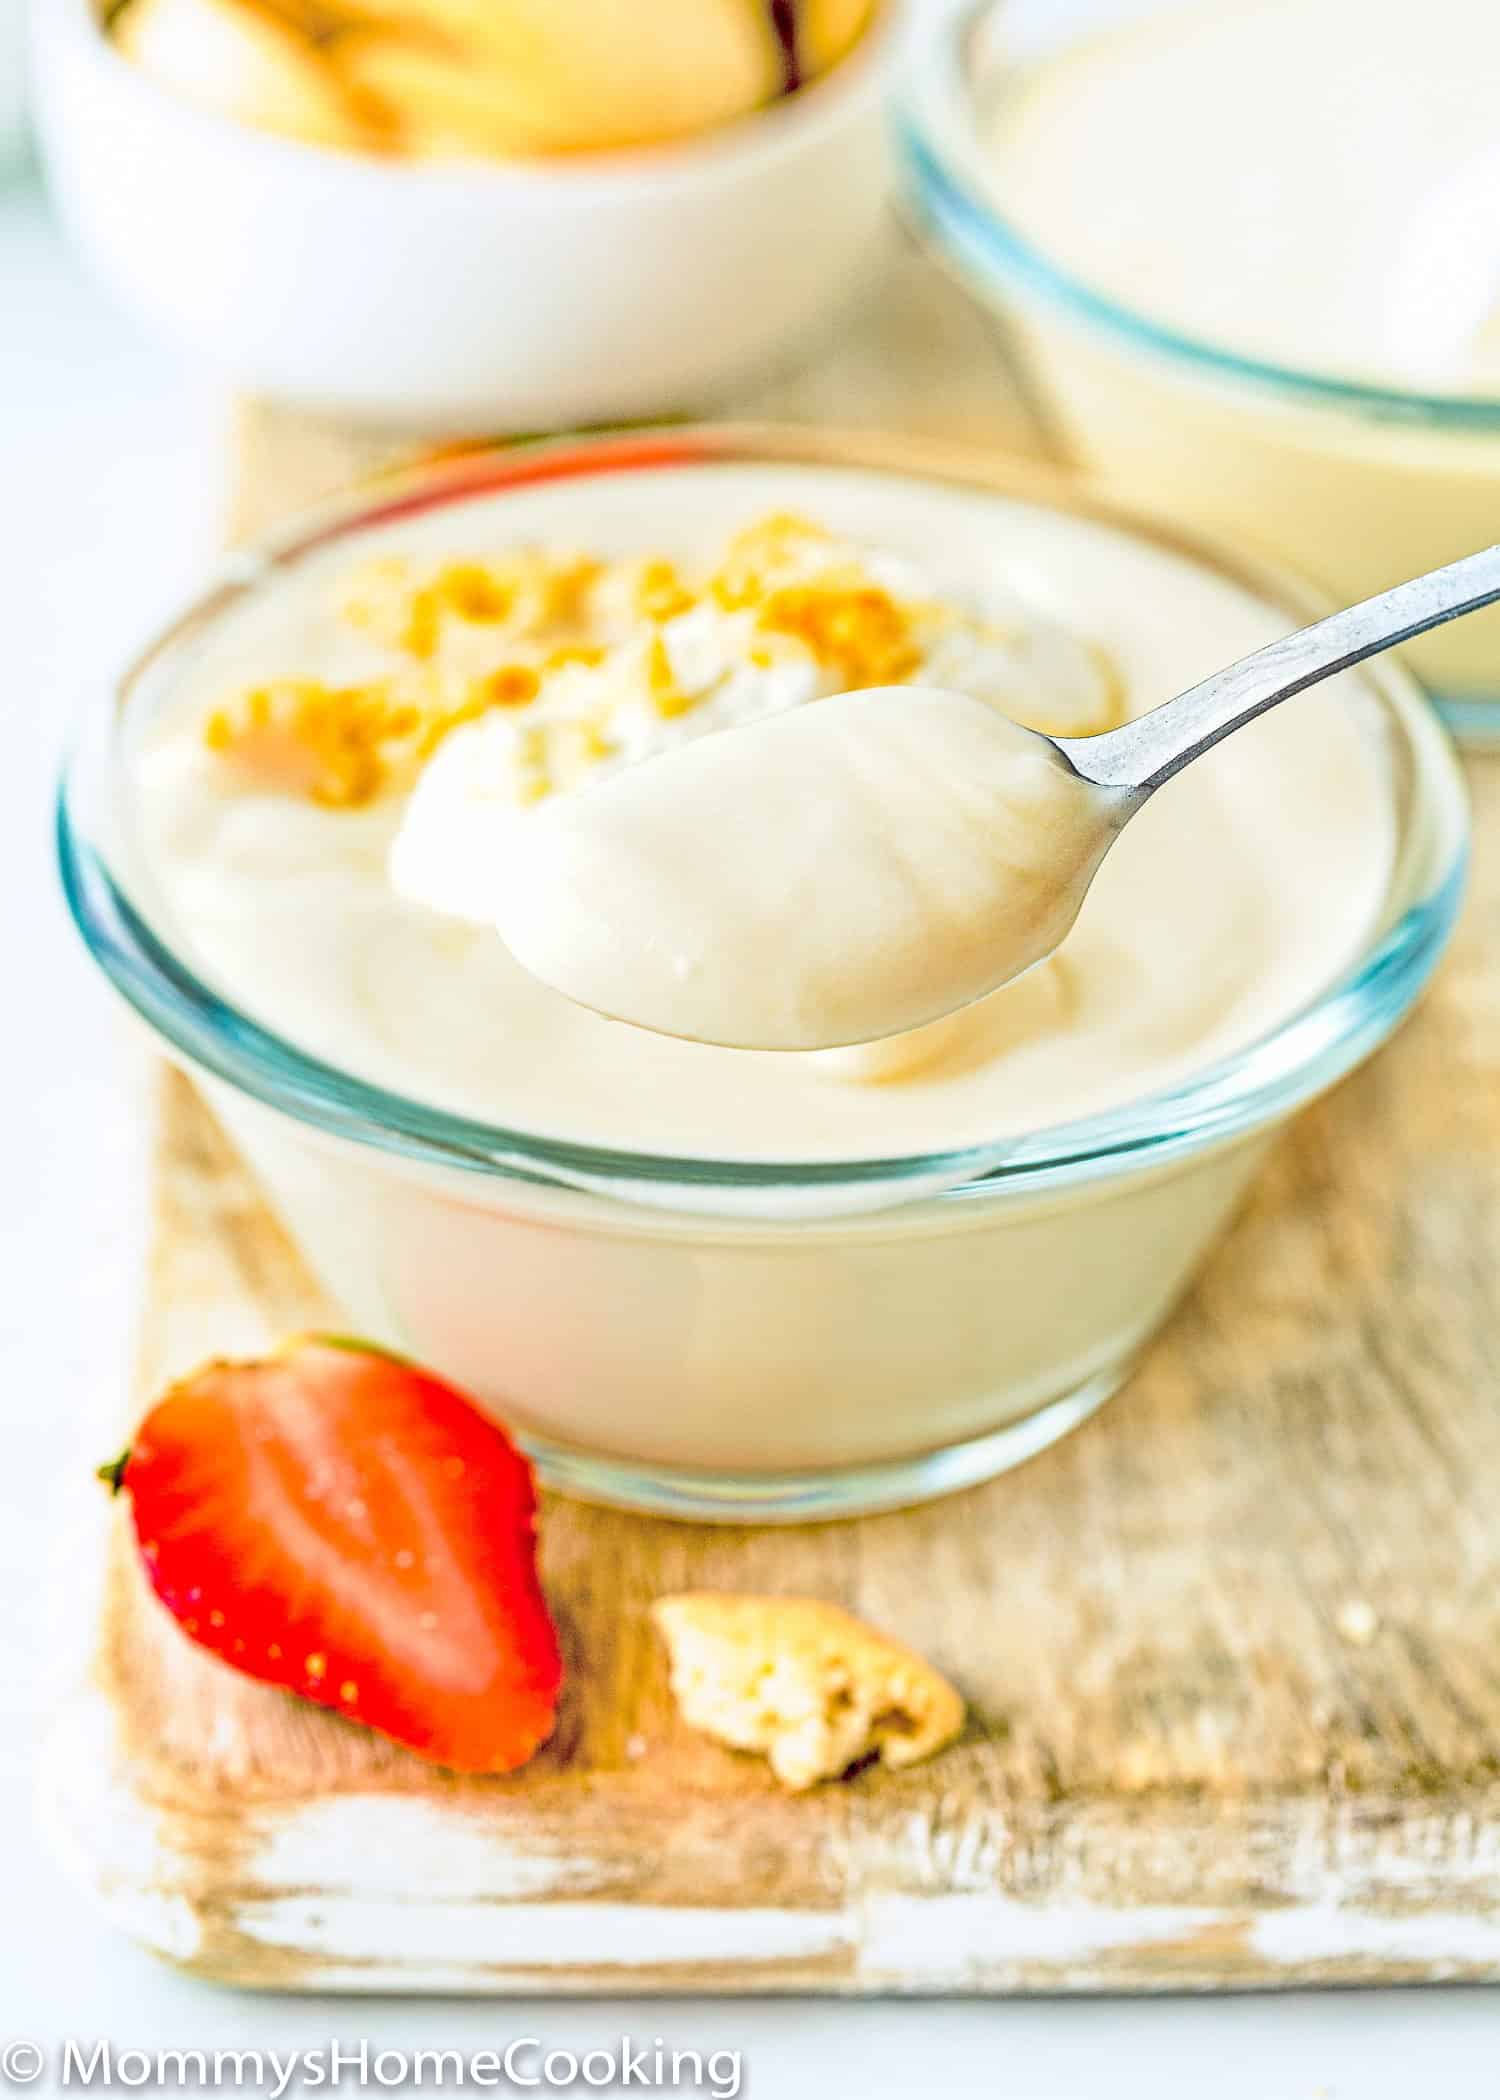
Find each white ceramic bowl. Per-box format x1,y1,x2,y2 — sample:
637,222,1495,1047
34,0,899,429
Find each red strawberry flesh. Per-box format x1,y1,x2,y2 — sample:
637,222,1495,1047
107,1338,562,1773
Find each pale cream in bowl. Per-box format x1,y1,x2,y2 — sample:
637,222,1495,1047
903,0,1500,733
62,439,1464,1519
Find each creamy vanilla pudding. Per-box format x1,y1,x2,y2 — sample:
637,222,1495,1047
906,0,1500,724
129,469,1394,1156
71,445,1460,1518
492,685,1125,1050
990,0,1500,394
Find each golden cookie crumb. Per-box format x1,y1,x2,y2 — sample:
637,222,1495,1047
644,633,698,720
710,511,835,609
475,663,542,709
527,553,603,637
210,512,1118,810
334,548,600,660
651,1593,964,1791
542,642,607,674
202,680,419,807
435,561,516,624
634,557,697,625
336,558,440,658
757,577,922,691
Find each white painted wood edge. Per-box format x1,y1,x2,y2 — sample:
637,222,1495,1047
40,1689,1500,1995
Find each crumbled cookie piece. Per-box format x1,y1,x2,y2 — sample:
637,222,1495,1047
206,513,1123,812
756,575,923,691
202,679,421,807
651,1593,964,1792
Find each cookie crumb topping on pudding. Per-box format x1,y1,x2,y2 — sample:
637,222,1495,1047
652,1593,964,1790
199,510,1125,817
136,463,1395,1158
202,680,422,807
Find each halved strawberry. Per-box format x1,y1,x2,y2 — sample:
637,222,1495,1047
101,1337,562,1773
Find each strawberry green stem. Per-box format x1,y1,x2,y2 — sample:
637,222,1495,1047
96,1450,131,1495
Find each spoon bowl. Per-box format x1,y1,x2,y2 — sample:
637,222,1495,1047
492,543,1500,1051
494,684,1129,1052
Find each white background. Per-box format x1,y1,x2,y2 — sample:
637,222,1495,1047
3,155,1498,2092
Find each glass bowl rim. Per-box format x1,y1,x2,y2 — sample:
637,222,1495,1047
898,0,1500,431
57,424,1469,1210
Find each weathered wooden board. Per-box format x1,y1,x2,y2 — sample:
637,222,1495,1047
43,243,1500,1992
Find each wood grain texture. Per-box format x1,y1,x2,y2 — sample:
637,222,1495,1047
43,241,1500,1993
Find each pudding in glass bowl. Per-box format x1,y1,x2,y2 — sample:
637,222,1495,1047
58,433,1466,1519
901,0,1500,738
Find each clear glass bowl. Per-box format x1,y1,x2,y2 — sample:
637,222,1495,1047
57,430,1469,1521
899,0,1500,741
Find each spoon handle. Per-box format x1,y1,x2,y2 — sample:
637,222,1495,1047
1056,543,1500,797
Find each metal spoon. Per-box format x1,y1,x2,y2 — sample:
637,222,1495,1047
1056,542,1500,797
493,545,1500,1053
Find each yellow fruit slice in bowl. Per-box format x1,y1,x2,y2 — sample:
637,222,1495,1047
339,0,879,156
113,0,389,149
336,0,779,155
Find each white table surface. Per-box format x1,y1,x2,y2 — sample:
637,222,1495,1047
3,165,1496,2094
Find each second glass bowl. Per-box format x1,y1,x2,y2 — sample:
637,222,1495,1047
900,0,1500,740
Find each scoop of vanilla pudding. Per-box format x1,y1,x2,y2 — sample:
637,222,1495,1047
129,464,1395,1164
489,686,1123,1050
